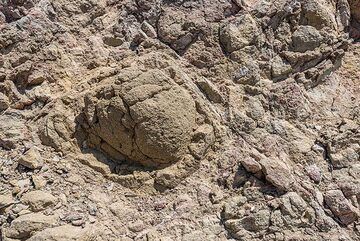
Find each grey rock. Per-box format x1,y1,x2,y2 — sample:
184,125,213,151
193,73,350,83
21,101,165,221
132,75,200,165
292,25,323,52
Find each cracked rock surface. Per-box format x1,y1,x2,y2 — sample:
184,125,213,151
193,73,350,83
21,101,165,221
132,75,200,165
0,0,359,240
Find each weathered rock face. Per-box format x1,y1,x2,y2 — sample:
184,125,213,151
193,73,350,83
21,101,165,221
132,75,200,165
0,0,359,240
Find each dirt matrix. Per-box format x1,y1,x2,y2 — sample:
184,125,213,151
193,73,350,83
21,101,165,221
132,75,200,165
0,0,359,240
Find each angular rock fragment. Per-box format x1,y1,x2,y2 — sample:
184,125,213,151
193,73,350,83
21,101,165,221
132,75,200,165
38,104,76,152
301,0,337,29
305,164,322,183
0,193,14,209
324,190,359,225
18,147,43,169
241,209,271,232
259,158,294,192
240,157,262,174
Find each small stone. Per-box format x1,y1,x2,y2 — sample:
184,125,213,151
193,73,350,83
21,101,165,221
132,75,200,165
271,56,292,79
305,164,322,183
63,212,83,222
241,209,271,232
89,216,96,223
241,157,262,173
292,25,323,52
27,71,47,86
11,203,29,214
21,190,57,211
128,220,146,232
219,14,259,53
141,21,157,38
71,219,85,226
88,203,97,216
195,78,223,103
324,190,359,225
259,158,294,192
0,194,14,208
32,175,47,189
103,35,124,47
18,147,43,169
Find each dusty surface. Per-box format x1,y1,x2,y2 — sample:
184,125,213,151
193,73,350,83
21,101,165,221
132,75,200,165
0,0,359,240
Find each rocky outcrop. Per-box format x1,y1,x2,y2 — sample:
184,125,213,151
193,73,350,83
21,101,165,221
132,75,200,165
0,0,359,240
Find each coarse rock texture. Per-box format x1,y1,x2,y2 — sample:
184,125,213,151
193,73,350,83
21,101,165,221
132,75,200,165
0,0,359,240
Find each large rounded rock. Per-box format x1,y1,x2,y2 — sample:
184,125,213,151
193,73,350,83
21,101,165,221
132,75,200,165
82,70,197,167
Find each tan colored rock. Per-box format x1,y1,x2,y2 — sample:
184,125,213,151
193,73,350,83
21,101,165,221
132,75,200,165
27,225,97,241
188,124,215,159
82,69,198,167
141,21,157,39
0,115,28,150
271,56,292,79
31,175,47,190
38,103,76,152
21,191,56,211
5,213,58,239
259,158,294,192
0,193,14,208
18,147,43,169
195,78,223,103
